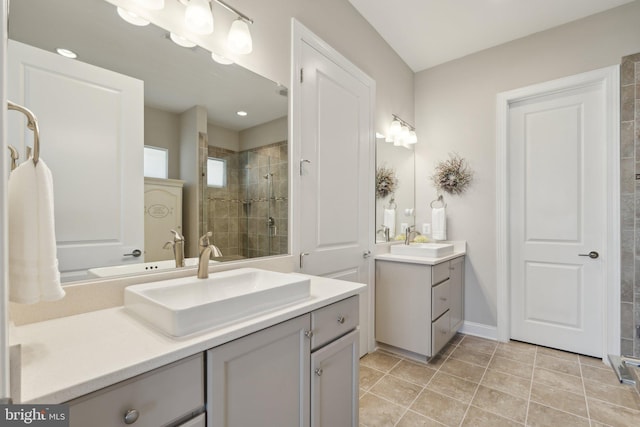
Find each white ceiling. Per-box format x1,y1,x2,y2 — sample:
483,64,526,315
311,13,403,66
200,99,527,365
349,0,635,72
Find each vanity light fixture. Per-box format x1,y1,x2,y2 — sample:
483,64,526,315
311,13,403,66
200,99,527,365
386,114,417,147
184,0,214,35
56,48,77,59
117,7,151,26
169,32,197,48
227,17,252,54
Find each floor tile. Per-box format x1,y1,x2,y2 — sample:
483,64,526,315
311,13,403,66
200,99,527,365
425,352,449,369
462,405,523,427
471,385,527,423
494,345,536,364
390,359,437,387
587,397,640,427
396,410,446,427
488,354,534,380
480,368,531,399
370,375,423,407
579,354,606,368
449,346,493,367
526,401,590,427
529,382,588,418
581,363,622,386
533,367,584,395
410,389,468,426
359,365,384,390
536,346,580,362
584,378,640,410
535,353,581,377
359,392,405,427
457,336,498,355
439,358,486,383
427,372,478,404
360,351,402,372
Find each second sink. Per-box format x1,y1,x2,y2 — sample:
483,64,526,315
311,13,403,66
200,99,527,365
390,243,454,258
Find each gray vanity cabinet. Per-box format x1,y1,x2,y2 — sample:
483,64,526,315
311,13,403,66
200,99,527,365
67,354,204,427
375,256,465,359
206,314,312,427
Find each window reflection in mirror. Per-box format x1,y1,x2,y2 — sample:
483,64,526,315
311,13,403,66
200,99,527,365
375,139,415,243
7,0,289,283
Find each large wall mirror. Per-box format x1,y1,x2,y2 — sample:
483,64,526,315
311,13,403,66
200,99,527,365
375,138,415,242
7,0,289,283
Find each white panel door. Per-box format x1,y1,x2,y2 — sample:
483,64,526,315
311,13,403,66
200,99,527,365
509,82,605,357
297,37,373,356
8,40,144,278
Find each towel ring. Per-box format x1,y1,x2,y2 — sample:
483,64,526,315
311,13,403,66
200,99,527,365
7,100,40,166
430,195,446,208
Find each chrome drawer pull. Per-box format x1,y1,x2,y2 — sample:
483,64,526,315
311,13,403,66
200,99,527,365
337,315,345,324
124,409,139,424
439,297,447,302
315,368,323,376
304,330,314,338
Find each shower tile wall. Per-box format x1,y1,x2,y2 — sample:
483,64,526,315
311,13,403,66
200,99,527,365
620,52,640,357
206,141,288,259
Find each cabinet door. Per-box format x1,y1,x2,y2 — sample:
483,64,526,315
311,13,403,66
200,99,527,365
207,315,311,427
449,257,465,334
311,330,359,427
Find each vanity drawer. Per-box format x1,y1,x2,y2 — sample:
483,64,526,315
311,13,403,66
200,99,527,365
432,279,451,320
432,311,451,356
68,354,204,427
311,296,359,350
432,261,450,285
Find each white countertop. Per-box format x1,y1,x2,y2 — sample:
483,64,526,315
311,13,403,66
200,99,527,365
375,241,466,265
10,276,365,404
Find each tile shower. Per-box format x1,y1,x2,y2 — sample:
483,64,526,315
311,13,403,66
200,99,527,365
205,141,288,259
621,52,640,357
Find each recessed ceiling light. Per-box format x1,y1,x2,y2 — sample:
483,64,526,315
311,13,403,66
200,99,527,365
236,111,248,117
169,32,196,48
117,7,150,26
56,48,77,59
211,52,234,65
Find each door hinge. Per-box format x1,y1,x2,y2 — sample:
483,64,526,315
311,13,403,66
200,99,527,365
300,68,304,83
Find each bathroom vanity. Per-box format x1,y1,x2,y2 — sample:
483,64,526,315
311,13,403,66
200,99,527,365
375,243,465,361
10,275,363,427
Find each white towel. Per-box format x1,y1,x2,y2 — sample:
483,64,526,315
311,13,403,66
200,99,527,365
383,209,396,238
8,159,64,304
432,207,447,241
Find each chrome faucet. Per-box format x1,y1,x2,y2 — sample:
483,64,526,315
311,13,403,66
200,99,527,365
377,225,390,242
405,225,421,245
198,232,223,279
163,229,185,268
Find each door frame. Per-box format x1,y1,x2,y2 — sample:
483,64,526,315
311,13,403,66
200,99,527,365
290,19,376,353
495,65,620,358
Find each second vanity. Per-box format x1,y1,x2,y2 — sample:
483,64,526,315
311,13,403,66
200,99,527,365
10,273,364,427
375,242,466,361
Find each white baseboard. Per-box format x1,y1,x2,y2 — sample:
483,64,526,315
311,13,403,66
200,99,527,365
460,321,499,341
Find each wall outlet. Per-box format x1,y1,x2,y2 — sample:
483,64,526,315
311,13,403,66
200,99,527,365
422,223,431,235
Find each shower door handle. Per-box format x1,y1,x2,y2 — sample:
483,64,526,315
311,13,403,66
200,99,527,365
300,159,311,175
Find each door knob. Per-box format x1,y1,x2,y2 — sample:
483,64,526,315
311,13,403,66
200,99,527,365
363,250,372,259
124,249,142,257
578,251,599,259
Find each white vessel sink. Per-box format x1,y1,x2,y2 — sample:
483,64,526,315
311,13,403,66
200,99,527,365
124,268,311,337
390,243,454,258
88,258,217,278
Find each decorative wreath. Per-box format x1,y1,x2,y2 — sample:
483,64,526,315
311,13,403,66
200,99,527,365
432,153,473,195
376,165,398,199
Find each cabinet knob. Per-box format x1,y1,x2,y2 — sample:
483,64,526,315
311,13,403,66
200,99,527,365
337,315,345,324
304,330,314,338
124,409,139,424
315,368,323,376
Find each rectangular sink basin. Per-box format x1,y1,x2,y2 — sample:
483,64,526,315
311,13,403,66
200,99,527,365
390,243,454,258
124,268,311,337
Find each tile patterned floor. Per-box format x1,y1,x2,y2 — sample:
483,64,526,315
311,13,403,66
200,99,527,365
359,334,640,427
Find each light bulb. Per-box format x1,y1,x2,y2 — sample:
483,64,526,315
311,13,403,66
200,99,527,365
211,52,234,65
170,32,196,48
408,130,418,144
227,18,253,54
400,125,410,143
135,0,165,10
185,0,214,35
117,7,150,26
388,119,401,138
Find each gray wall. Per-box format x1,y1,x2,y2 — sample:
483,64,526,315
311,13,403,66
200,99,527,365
144,106,180,179
414,0,640,328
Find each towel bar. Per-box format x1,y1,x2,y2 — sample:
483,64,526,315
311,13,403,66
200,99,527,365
7,101,40,166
